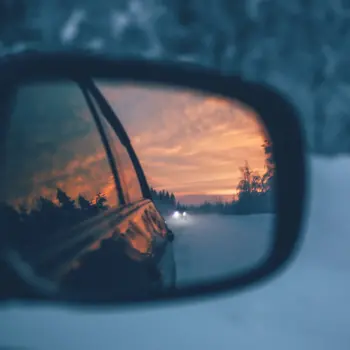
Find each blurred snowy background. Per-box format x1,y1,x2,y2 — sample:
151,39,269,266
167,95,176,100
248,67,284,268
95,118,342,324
1,0,350,154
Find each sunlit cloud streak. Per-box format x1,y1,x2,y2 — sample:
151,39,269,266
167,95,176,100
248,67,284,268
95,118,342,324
98,82,267,203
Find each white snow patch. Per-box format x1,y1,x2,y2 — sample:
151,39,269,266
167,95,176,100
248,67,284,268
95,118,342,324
110,12,130,37
60,9,86,44
85,38,105,51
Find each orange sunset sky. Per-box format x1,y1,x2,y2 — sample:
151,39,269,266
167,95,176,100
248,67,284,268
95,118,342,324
97,82,267,204
5,81,268,208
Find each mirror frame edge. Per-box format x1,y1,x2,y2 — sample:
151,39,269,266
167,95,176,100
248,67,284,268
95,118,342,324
0,50,307,306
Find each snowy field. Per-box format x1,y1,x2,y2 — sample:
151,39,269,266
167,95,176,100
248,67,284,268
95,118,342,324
167,213,274,286
1,156,350,350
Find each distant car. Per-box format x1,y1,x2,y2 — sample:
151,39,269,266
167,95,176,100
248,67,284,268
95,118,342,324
172,210,188,220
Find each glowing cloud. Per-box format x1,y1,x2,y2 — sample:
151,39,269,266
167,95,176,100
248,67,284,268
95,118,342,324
97,82,268,203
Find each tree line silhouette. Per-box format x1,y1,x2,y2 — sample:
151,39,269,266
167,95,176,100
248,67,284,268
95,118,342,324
150,188,178,215
233,139,275,214
152,139,275,215
1,185,180,248
150,188,177,207
1,188,111,248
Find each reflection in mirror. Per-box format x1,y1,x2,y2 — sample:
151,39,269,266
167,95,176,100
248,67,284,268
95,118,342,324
1,79,275,299
97,81,276,288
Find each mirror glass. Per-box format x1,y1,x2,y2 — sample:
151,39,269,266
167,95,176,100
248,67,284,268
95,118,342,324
1,79,275,299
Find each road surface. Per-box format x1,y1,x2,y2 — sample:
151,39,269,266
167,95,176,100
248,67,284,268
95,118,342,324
166,213,274,287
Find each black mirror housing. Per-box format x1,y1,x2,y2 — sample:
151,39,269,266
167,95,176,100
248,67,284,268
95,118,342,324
0,50,307,307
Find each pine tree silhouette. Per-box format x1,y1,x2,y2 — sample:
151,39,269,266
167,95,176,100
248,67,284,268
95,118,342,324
78,195,93,211
56,188,75,211
95,192,109,211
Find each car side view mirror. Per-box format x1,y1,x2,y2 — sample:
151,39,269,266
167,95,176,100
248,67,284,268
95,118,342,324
0,51,306,306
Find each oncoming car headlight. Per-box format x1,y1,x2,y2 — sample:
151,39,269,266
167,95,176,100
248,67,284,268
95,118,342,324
172,211,180,219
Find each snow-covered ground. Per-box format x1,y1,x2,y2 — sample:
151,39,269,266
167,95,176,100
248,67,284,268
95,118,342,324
168,213,274,286
1,156,350,350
